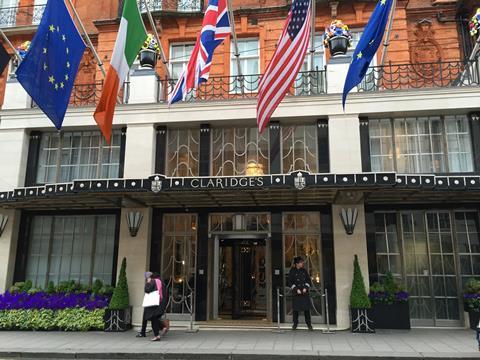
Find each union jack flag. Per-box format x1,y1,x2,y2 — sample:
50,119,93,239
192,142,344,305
169,0,231,104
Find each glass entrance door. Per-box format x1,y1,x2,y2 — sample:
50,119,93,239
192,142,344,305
218,238,267,319
400,211,460,326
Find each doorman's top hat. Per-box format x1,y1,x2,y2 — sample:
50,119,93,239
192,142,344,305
293,256,304,264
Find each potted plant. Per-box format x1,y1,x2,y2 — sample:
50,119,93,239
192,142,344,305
469,8,480,37
350,255,375,333
369,272,410,329
323,19,352,57
464,278,480,330
104,257,132,332
139,34,159,69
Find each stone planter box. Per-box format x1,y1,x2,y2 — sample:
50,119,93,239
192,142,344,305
104,307,132,332
468,311,480,330
350,308,375,333
371,302,411,330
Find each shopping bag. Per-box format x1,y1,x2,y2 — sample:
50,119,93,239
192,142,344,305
142,290,160,307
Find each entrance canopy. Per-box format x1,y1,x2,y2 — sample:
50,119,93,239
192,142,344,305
1,172,480,210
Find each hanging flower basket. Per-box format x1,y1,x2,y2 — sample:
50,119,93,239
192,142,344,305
14,41,31,66
469,8,480,37
324,20,352,57
139,34,159,69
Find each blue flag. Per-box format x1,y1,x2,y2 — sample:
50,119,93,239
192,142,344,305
16,0,86,129
342,0,393,108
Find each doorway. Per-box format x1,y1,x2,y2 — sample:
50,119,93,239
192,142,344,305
218,238,267,319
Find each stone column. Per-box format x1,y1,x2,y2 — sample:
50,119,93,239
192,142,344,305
0,129,29,292
118,125,156,326
328,114,362,173
117,207,152,327
328,114,369,329
332,204,369,330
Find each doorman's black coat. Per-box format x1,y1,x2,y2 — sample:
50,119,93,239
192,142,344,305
288,267,312,311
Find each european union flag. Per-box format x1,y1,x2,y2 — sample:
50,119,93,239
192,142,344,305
342,0,393,108
16,0,86,129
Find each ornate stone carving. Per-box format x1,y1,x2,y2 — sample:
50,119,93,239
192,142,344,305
410,19,443,79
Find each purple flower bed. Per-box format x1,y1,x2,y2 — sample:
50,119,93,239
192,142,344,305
369,290,409,304
0,291,109,311
464,293,480,313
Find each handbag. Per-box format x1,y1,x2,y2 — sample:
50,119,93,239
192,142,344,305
142,290,160,307
142,279,164,307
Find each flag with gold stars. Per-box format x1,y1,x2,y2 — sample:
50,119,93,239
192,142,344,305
342,0,393,108
16,0,86,129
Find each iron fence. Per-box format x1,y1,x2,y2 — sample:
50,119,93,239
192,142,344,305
153,69,327,102
0,4,46,28
138,0,202,13
358,59,480,92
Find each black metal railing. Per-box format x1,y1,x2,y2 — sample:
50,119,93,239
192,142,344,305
153,69,327,102
138,0,202,13
358,59,480,92
70,81,105,107
0,4,46,28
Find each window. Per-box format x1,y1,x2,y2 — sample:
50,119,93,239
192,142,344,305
455,212,480,287
33,0,47,25
161,214,197,314
169,43,195,98
349,31,377,92
0,0,18,27
281,124,318,173
230,38,259,93
374,212,401,280
296,34,325,95
283,212,323,318
369,115,474,173
212,127,269,176
177,0,201,12
25,214,117,288
166,128,200,177
36,130,122,184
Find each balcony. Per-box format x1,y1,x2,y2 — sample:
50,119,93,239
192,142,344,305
1,60,479,110
0,4,46,28
138,0,203,13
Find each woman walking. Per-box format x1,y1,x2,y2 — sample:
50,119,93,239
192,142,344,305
288,256,313,331
144,273,168,341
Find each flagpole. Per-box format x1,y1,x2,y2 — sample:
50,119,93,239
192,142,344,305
0,28,22,62
142,0,171,79
378,0,397,68
309,0,316,71
226,0,244,93
64,0,107,78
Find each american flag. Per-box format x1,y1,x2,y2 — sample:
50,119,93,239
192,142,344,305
257,0,312,132
169,0,231,104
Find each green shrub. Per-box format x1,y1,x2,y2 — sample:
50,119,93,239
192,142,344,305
92,279,103,295
21,280,32,293
350,255,371,309
0,308,105,331
108,258,129,310
46,281,56,294
465,278,480,294
56,308,105,331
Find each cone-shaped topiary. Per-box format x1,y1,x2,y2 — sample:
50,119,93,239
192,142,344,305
350,255,371,309
108,257,130,310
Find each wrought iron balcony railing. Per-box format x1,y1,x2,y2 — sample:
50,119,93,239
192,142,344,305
153,69,327,102
138,0,202,13
0,4,46,28
358,59,480,92
5,60,480,110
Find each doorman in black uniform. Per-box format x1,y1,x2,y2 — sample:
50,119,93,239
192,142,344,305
288,256,313,331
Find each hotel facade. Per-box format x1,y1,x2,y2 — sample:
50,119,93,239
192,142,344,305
0,0,479,329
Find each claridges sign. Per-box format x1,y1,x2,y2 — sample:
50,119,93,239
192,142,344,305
190,177,264,189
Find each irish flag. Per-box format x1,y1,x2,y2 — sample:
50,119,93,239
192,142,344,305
94,0,146,143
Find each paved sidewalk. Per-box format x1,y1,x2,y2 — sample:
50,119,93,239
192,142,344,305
0,328,478,359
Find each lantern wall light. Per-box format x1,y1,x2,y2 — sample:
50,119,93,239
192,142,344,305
126,211,143,237
340,208,358,235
